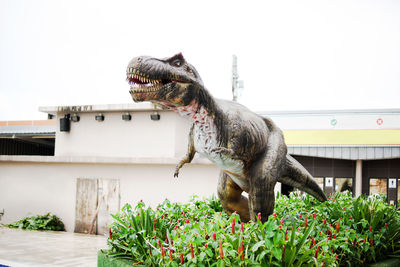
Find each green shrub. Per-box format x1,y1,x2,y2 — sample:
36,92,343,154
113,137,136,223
6,213,65,231
105,193,400,266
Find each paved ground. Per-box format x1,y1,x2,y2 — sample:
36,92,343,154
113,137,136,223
0,226,107,267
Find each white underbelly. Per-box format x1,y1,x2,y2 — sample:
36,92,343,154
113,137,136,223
193,128,249,190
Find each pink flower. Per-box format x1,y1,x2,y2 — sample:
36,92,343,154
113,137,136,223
273,213,277,219
313,213,316,220
257,213,261,221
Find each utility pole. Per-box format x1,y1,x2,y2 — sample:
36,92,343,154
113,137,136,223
232,55,244,102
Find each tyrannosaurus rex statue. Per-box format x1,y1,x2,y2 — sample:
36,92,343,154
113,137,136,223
126,53,327,222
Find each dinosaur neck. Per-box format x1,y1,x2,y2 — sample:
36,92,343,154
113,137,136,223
176,87,228,146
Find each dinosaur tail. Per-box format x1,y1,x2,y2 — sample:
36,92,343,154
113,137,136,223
279,154,327,202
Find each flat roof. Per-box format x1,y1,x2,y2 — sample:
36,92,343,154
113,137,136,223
39,103,164,114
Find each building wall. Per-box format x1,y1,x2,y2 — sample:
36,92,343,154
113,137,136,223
55,110,190,158
362,159,400,204
0,159,220,232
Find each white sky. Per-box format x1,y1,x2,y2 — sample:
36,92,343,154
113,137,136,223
0,0,399,120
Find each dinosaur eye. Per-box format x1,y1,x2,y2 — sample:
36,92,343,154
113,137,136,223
172,59,183,67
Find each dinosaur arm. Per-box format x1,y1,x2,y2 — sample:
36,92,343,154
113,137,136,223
174,124,196,177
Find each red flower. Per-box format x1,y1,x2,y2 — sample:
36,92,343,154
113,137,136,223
108,228,112,240
161,246,165,257
212,232,216,241
257,213,261,221
369,226,373,232
336,222,340,233
238,241,244,260
241,222,244,232
148,244,152,256
304,216,308,228
313,213,316,220
323,218,327,225
282,244,287,261
315,246,321,258
385,223,388,228
180,253,184,264
279,225,282,229
273,212,277,219
219,241,224,259
190,243,194,258
232,218,236,234
204,243,208,249
349,216,353,220
185,218,190,224
169,249,173,261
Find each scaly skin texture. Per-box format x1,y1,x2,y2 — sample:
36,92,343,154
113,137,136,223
126,53,327,222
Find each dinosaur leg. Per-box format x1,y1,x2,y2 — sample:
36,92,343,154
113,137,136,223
248,167,277,222
217,171,250,222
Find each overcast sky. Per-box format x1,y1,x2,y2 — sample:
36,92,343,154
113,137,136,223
0,0,399,120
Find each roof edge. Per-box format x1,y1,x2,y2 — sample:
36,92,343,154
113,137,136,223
39,102,167,114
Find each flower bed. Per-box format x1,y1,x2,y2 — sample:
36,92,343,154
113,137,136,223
103,193,400,266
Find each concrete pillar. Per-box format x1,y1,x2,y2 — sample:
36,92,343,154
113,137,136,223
355,160,362,197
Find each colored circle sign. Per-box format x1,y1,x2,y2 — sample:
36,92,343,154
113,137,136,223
377,118,383,125
330,119,337,126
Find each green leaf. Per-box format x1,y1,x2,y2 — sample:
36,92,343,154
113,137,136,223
272,247,282,261
252,241,265,252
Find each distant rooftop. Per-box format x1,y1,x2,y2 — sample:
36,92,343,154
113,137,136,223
0,120,56,137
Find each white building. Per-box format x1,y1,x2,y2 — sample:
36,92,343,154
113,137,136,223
1,103,399,233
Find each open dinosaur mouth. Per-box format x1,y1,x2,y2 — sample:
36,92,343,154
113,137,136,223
126,68,174,93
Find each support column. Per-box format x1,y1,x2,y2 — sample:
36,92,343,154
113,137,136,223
355,160,362,197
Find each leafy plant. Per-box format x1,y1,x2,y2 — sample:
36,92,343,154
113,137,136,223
104,193,400,266
6,213,65,231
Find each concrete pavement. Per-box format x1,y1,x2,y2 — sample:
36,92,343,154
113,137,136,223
0,226,107,267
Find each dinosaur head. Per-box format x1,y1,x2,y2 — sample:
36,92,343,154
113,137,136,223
126,53,204,108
